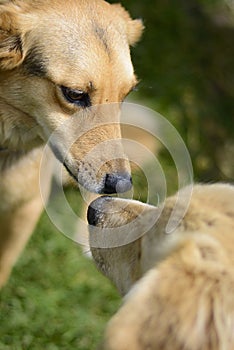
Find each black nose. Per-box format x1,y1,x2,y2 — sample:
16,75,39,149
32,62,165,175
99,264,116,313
103,173,132,194
87,204,98,226
87,196,112,226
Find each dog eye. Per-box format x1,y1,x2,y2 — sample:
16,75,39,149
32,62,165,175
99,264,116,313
61,86,91,108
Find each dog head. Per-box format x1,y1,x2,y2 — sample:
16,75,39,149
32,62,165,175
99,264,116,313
0,0,144,193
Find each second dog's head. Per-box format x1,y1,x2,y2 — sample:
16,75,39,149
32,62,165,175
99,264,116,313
0,0,144,193
88,184,234,295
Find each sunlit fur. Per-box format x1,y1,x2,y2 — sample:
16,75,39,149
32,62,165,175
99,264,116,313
90,184,234,350
0,0,143,287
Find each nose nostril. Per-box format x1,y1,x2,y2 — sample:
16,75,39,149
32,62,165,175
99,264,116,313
87,205,98,226
87,196,113,226
104,173,132,194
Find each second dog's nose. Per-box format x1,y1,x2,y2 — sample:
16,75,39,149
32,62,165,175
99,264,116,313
87,196,112,226
103,173,132,194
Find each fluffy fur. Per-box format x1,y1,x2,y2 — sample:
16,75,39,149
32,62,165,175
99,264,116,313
88,183,234,350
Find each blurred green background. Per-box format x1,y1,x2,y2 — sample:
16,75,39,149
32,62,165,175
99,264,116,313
0,1,233,349
122,0,234,182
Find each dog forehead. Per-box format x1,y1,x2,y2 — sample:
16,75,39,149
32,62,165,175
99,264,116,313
27,5,133,85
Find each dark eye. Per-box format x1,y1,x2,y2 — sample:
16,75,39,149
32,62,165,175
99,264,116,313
61,86,91,108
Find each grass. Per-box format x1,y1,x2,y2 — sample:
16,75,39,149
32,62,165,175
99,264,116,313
0,190,121,350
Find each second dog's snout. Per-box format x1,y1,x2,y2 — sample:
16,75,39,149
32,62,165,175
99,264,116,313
103,173,132,194
87,204,99,227
87,196,112,226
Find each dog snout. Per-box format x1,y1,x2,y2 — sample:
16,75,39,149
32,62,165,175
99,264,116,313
87,196,112,226
103,173,132,194
87,205,98,227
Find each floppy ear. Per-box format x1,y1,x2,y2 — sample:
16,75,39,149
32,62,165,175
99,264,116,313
111,4,144,46
0,9,24,70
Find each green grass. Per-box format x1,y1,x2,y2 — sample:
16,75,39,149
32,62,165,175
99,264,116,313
0,192,120,350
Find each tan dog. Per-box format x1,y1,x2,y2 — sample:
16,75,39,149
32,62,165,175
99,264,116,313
88,183,234,350
0,0,143,287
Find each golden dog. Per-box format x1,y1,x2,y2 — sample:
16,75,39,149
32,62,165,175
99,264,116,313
88,183,234,350
0,0,143,287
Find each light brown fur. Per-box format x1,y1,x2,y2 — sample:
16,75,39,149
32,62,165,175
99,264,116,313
0,0,143,287
89,183,234,350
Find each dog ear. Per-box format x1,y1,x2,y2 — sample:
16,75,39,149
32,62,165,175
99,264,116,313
127,18,144,46
0,9,24,70
111,4,144,46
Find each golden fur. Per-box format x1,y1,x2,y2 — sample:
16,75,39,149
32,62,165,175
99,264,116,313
0,0,143,287
88,183,234,350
